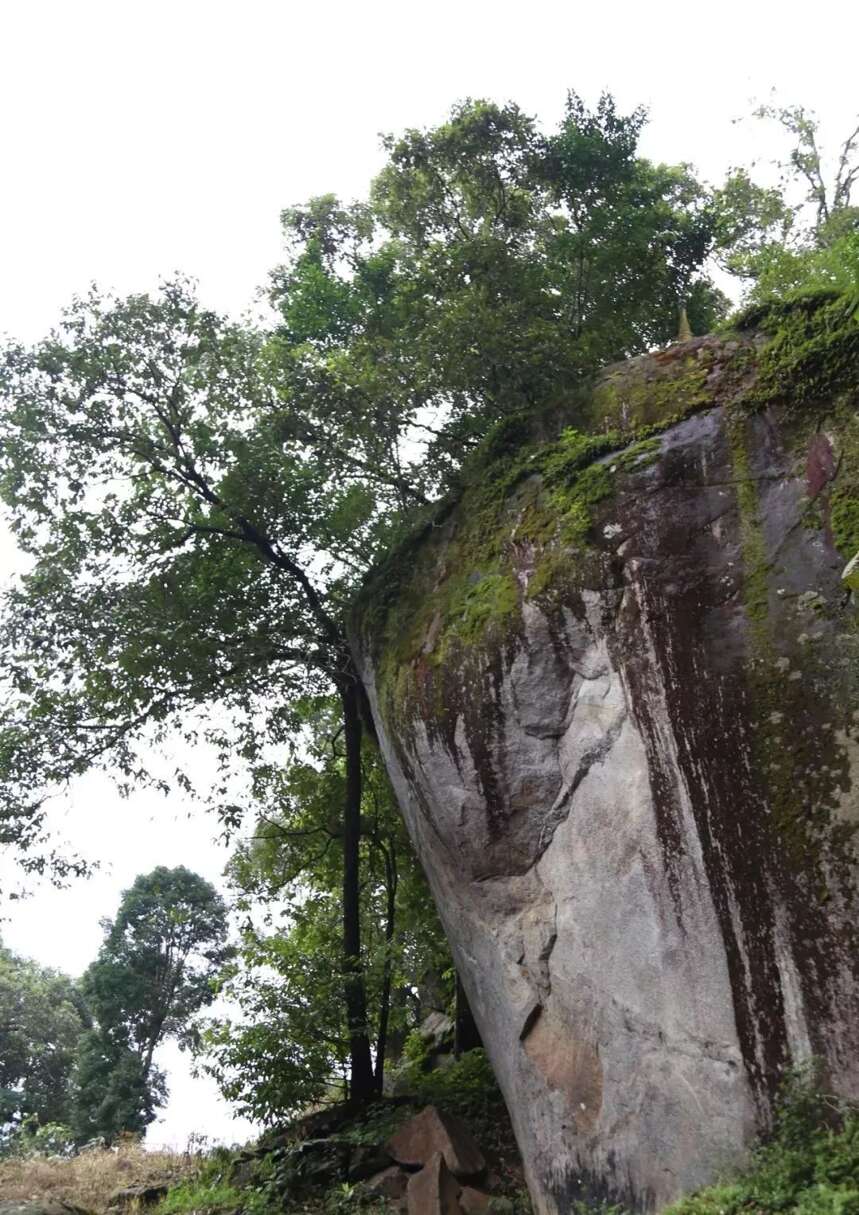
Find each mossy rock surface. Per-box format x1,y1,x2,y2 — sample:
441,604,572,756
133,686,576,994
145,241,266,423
353,293,859,1215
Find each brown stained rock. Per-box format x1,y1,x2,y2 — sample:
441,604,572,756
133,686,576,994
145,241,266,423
359,1164,411,1207
521,1006,603,1132
458,1187,492,1215
406,1152,463,1215
387,1106,485,1179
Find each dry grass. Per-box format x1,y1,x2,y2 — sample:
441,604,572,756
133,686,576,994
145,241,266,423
0,1140,201,1212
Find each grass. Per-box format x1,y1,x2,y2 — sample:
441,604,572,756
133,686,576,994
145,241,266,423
0,1139,202,1213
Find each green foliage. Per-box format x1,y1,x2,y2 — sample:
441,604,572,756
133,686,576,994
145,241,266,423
401,1047,505,1129
741,233,859,308
364,93,727,471
723,102,859,307
0,942,87,1138
71,1033,164,1144
157,1152,254,1215
336,1100,412,1148
0,276,409,885
200,725,451,1122
666,1066,859,1215
0,1119,76,1160
72,866,229,1142
83,866,230,1049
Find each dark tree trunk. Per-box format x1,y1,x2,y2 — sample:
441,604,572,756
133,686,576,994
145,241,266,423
373,840,398,1093
340,676,375,1103
454,972,483,1056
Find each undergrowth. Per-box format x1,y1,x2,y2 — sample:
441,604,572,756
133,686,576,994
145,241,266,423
665,1066,859,1215
0,1137,200,1212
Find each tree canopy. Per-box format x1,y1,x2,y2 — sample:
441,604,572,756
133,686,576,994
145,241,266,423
1,88,840,1106
0,941,88,1140
72,866,229,1142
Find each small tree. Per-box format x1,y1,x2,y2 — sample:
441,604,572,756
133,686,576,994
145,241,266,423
716,100,859,302
0,941,87,1141
71,866,229,1140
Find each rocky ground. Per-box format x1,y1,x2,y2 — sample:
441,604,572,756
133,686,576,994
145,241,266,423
0,1098,526,1215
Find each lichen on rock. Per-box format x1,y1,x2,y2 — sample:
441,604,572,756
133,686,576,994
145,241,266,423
353,294,859,1215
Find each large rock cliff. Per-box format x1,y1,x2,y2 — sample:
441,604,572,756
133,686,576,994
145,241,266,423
354,294,859,1213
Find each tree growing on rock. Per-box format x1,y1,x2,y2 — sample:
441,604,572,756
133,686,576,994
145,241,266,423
0,89,768,1107
719,100,859,302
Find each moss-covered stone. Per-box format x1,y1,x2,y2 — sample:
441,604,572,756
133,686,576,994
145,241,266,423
353,291,859,1215
737,290,859,412
358,290,859,748
364,348,747,723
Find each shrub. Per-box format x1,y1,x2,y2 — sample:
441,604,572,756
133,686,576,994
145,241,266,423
667,1064,859,1215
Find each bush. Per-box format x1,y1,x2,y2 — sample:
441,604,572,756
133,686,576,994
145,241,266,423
667,1065,859,1215
0,1118,77,1159
405,1048,504,1125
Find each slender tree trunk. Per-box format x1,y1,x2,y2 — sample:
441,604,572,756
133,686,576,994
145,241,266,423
454,972,483,1056
373,842,398,1093
340,676,375,1103
140,1011,168,1085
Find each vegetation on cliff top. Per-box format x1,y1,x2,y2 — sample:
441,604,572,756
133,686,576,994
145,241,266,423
1,86,858,1198
360,289,859,731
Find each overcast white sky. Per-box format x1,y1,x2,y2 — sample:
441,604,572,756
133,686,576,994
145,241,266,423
1,0,857,1148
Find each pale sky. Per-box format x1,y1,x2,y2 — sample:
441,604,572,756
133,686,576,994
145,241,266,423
1,0,857,1147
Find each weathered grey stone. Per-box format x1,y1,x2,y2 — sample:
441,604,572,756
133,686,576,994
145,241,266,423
406,1152,464,1215
355,330,859,1214
0,1206,92,1215
418,1010,455,1052
108,1184,169,1208
347,1140,395,1181
387,1106,485,1180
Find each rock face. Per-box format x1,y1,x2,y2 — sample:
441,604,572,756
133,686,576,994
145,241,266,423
387,1105,486,1179
355,298,859,1213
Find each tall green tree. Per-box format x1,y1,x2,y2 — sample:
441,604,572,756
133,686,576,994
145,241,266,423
0,941,87,1138
0,279,407,1099
0,90,748,1106
272,95,731,489
201,704,451,1120
71,866,229,1140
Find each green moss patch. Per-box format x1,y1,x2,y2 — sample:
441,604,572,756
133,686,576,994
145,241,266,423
589,348,713,434
358,291,859,742
739,291,859,413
